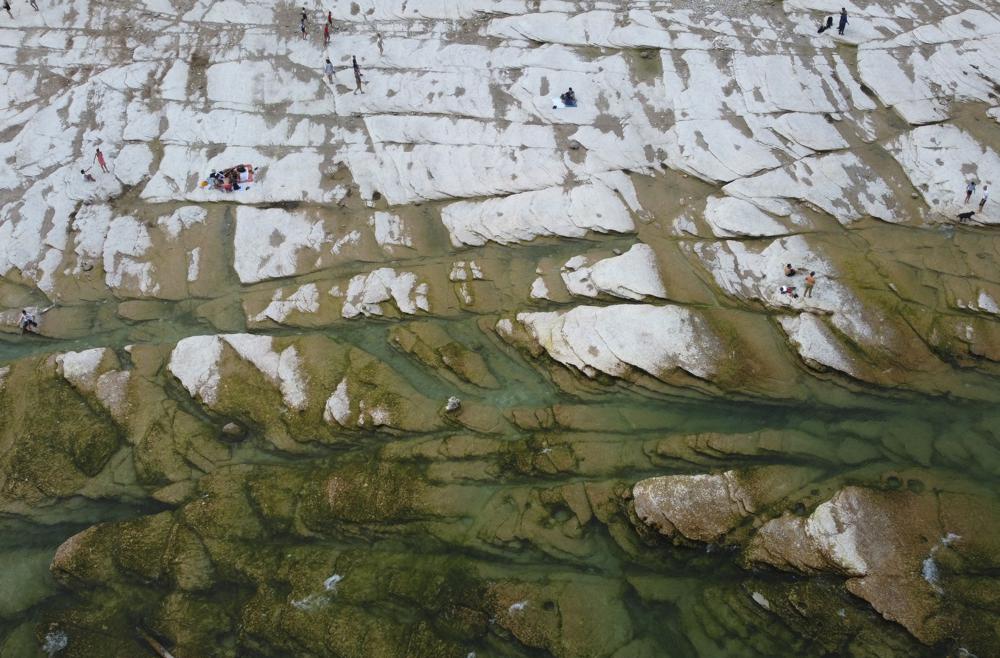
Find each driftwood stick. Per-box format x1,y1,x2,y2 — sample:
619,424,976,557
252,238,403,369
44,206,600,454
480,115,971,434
136,627,175,658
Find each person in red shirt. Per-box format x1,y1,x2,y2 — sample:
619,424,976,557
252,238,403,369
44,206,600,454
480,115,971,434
95,148,109,173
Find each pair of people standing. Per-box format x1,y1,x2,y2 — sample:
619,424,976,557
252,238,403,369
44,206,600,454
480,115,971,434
323,56,364,93
965,181,989,211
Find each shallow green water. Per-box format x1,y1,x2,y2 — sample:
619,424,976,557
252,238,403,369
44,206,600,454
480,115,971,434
2,310,997,657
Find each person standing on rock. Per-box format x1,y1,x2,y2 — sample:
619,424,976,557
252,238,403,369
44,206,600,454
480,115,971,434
965,180,977,204
28,0,38,11
300,16,307,39
324,57,334,83
804,271,816,298
323,21,330,45
327,10,332,25
3,0,12,18
352,55,363,94
979,185,989,212
837,8,848,35
94,147,109,173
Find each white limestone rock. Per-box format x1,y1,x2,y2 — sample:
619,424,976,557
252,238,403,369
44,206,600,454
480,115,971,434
54,348,113,392
252,284,321,323
369,212,412,252
529,276,551,300
233,208,326,284
168,334,308,410
723,152,896,225
449,261,484,282
322,379,352,426
114,144,154,186
142,146,346,205
887,124,1000,219
157,207,207,240
664,119,782,183
560,244,667,301
779,313,858,376
441,181,635,247
858,10,1000,124
335,268,429,319
772,113,848,152
510,304,722,381
703,197,797,238
693,236,876,346
103,215,158,296
485,10,672,49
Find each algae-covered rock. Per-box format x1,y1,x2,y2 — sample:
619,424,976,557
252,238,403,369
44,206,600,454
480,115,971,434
632,466,820,543
487,577,634,658
0,356,122,507
390,321,499,389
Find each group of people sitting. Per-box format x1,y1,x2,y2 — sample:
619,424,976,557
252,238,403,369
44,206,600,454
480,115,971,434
779,263,817,299
207,165,253,192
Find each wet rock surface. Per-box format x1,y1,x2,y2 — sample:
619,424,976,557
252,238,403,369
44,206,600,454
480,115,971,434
1,0,1000,656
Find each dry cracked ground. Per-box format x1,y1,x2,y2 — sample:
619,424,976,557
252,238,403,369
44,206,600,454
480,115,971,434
2,0,1000,656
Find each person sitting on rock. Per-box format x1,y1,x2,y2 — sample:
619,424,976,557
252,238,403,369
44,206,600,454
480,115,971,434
80,169,95,182
784,263,797,277
560,87,577,107
779,285,799,299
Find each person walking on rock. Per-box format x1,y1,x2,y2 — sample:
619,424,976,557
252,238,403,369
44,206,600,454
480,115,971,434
804,271,816,298
837,8,848,35
965,180,977,204
3,0,13,18
94,147,109,173
979,185,989,212
19,309,38,334
324,57,334,83
352,55,363,94
300,16,307,38
327,10,332,25
323,21,330,45
28,0,38,11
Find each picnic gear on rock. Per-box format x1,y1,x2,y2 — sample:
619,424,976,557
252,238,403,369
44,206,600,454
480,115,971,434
205,165,255,192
